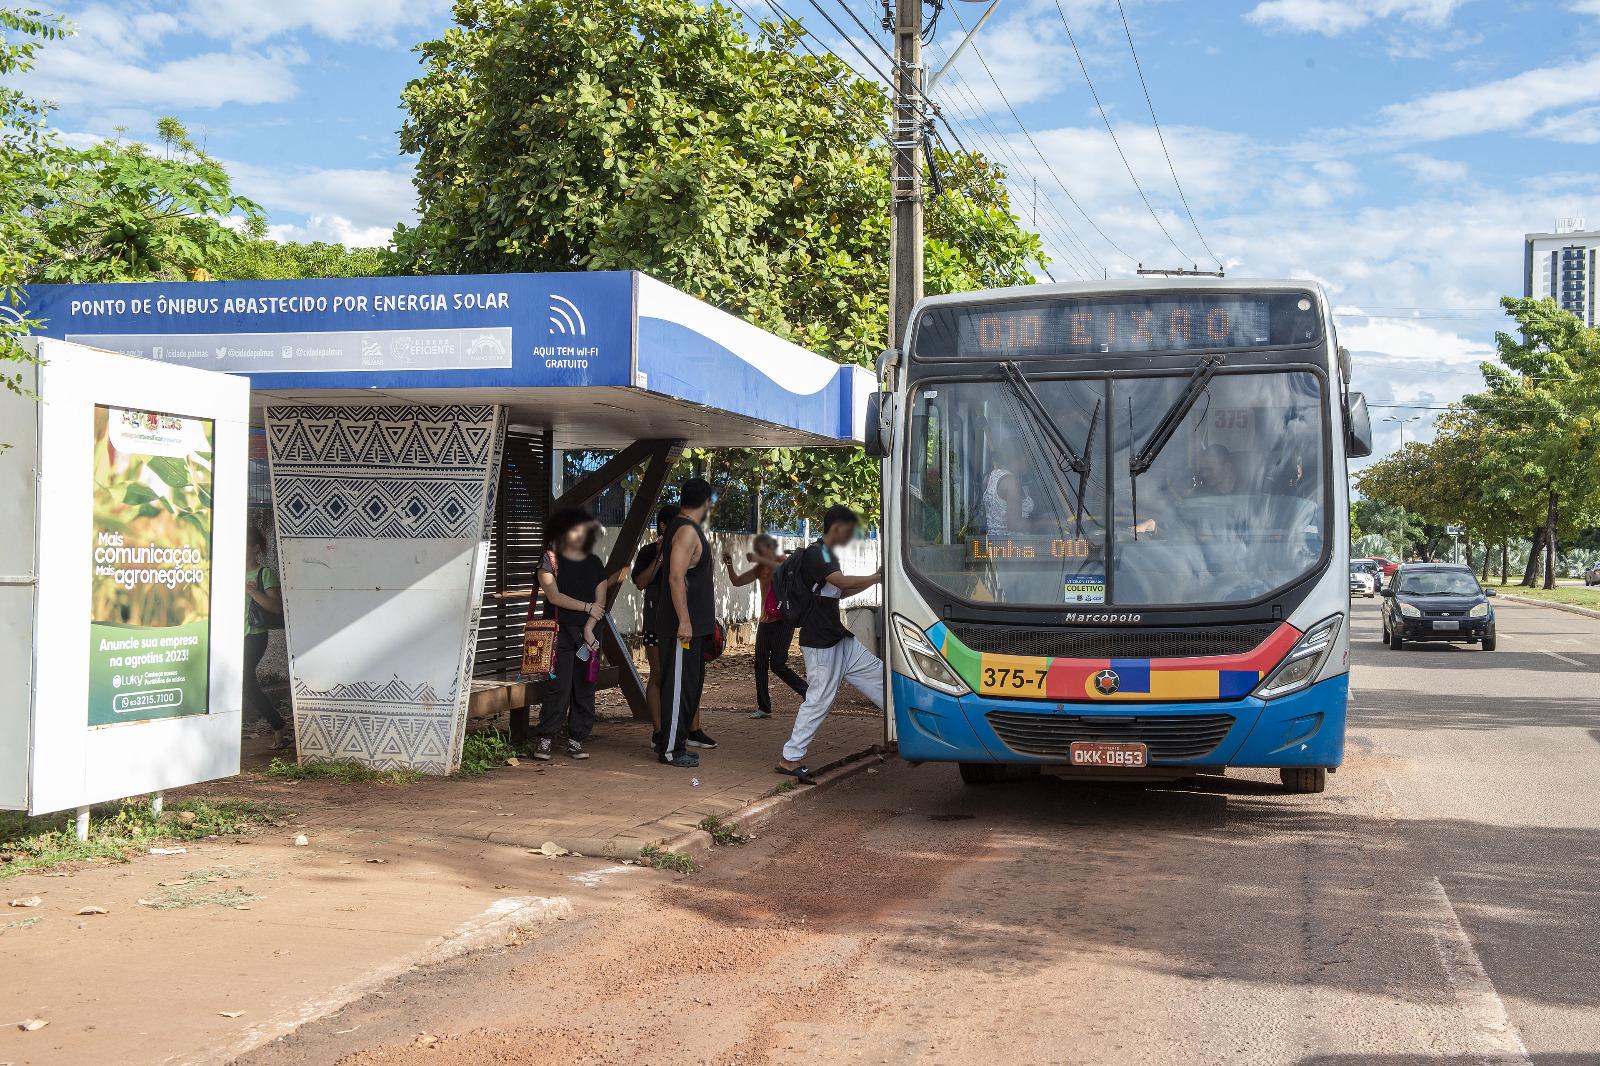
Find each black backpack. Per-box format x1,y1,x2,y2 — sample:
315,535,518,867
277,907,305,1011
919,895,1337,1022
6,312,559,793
774,544,820,626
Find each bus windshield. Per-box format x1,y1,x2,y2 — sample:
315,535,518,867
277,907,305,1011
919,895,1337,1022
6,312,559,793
904,369,1326,608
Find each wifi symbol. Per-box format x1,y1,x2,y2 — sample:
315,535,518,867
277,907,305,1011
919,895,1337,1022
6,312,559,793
548,295,587,337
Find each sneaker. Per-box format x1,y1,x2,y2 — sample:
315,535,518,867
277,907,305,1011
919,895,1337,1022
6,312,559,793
566,738,590,760
533,737,554,761
659,751,700,768
749,709,772,720
686,729,717,749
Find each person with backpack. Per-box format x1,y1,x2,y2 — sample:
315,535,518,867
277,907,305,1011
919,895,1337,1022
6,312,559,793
723,534,805,719
776,505,883,785
631,505,678,736
243,525,290,750
656,478,719,768
533,508,612,761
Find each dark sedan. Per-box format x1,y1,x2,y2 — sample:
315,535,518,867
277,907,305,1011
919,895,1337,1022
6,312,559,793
1380,563,1496,650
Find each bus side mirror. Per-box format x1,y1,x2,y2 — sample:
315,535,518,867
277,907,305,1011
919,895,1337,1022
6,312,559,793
863,391,892,459
1346,392,1373,458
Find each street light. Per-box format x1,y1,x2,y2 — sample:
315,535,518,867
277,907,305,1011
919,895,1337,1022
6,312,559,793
1382,414,1421,446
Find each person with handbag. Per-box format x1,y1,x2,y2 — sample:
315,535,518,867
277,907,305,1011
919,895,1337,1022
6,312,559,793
631,505,678,738
722,534,805,719
532,508,611,761
243,525,290,751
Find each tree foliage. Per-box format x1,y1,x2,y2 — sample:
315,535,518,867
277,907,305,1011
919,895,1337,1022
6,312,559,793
211,239,396,281
397,0,1046,522
1356,297,1600,586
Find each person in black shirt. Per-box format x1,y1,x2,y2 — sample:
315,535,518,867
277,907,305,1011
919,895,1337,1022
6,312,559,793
656,478,718,768
533,508,612,761
778,505,883,784
630,505,677,737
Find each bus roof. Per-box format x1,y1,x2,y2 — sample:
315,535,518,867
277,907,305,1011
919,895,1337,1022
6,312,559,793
913,277,1328,313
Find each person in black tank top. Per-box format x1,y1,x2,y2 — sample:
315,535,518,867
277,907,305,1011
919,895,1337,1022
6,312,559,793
655,478,718,767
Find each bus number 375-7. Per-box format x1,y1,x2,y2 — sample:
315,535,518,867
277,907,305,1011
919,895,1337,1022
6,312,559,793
982,667,1049,690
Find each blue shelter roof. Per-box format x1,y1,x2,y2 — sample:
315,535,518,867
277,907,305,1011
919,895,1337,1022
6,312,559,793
19,271,871,448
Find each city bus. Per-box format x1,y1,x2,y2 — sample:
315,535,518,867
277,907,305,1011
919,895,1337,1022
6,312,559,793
865,280,1372,793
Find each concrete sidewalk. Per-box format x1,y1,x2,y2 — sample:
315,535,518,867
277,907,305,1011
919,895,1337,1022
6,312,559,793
0,659,883,1066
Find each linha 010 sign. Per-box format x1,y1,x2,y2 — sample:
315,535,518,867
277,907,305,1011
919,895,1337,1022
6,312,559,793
88,406,216,727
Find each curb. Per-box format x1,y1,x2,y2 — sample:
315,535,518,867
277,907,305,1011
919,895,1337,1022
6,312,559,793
204,895,573,1065
1494,592,1600,621
656,744,889,865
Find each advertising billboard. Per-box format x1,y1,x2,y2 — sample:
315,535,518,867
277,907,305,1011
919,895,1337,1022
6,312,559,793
88,405,215,727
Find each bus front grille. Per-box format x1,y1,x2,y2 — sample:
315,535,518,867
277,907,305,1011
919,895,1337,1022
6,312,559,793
947,622,1278,660
985,711,1236,760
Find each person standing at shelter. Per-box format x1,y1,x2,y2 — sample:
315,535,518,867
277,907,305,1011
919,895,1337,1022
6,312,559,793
777,506,883,785
631,505,677,737
723,535,805,719
533,508,610,761
243,525,290,751
656,478,718,768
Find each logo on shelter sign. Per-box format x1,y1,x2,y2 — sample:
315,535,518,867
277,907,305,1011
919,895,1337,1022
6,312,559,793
548,294,587,337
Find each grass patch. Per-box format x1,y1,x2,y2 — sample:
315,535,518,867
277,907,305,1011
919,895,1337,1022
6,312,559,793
262,758,424,785
771,780,797,796
455,729,515,777
1498,584,1600,609
0,798,280,880
698,815,746,846
639,844,699,874
140,886,260,911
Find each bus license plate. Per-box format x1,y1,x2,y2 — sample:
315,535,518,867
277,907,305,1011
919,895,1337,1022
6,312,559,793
1070,742,1148,768
1432,620,1459,631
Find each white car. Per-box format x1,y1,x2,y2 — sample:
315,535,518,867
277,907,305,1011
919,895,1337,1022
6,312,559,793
1349,568,1377,598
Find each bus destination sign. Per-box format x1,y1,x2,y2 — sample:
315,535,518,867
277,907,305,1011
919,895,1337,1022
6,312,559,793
913,292,1320,360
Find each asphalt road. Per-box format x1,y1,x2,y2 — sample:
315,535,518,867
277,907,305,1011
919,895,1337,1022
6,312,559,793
244,598,1600,1066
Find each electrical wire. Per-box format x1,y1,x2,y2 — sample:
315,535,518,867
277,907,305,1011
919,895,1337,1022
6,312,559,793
1113,0,1222,271
794,0,893,83
945,5,1136,268
1050,0,1191,264
826,0,894,63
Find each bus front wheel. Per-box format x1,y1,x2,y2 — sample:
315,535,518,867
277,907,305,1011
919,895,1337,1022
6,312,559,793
959,762,1008,785
1280,767,1327,794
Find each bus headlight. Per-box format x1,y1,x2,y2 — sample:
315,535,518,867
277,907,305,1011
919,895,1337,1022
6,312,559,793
1398,601,1421,618
1254,614,1343,701
893,615,971,697
1469,602,1489,618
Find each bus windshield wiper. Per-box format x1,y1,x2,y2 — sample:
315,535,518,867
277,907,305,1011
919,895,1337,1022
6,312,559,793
998,360,1090,478
1129,353,1225,476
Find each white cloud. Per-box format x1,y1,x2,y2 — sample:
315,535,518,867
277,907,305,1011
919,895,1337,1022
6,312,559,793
1245,0,1467,35
28,46,304,109
233,162,416,245
180,0,450,45
1392,153,1472,184
1376,53,1600,143
1530,106,1600,144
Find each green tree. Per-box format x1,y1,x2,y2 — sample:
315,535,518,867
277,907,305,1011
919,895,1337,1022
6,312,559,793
0,5,68,395
397,0,1044,521
1464,297,1600,587
26,117,265,284
211,239,397,281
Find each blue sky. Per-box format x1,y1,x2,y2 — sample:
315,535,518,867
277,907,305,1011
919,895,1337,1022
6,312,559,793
14,0,1600,460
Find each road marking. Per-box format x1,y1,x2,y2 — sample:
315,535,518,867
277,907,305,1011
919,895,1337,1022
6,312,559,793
1427,877,1531,1064
1541,649,1584,667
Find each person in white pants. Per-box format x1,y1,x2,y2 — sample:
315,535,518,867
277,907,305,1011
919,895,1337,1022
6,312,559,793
777,505,883,785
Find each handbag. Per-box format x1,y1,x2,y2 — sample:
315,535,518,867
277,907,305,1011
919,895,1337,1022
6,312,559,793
247,567,285,630
520,551,561,677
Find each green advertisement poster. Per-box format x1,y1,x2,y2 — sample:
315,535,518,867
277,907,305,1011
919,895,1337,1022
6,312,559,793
88,406,216,727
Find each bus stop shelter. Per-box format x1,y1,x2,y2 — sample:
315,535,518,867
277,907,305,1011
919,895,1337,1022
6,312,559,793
22,271,872,774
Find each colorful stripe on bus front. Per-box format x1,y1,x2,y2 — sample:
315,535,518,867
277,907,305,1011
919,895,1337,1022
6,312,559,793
926,620,1302,703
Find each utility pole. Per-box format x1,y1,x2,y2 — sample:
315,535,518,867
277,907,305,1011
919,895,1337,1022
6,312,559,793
888,0,924,353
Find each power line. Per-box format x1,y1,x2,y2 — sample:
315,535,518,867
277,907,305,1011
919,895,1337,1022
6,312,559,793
945,5,1135,269
1112,0,1221,270
825,0,893,64
794,0,892,83
923,63,1106,278
1050,0,1190,264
